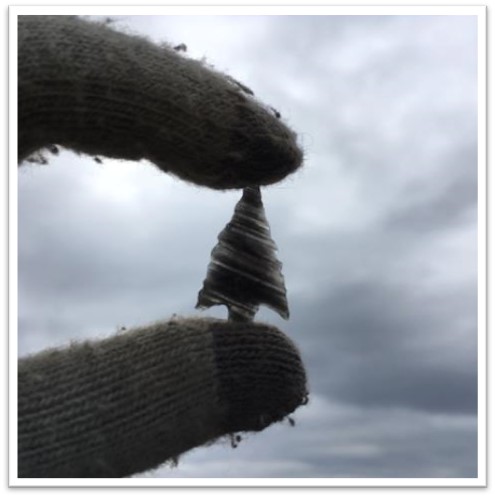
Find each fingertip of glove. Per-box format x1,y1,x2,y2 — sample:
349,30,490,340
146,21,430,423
208,321,308,433
219,107,304,190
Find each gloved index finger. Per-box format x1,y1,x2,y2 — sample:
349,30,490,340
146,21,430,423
18,15,304,190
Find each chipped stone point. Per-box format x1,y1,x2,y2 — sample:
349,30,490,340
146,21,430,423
196,186,290,322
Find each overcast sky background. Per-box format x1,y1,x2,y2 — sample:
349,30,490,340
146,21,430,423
18,14,479,479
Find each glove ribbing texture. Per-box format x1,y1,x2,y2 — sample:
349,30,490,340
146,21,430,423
18,318,307,478
213,322,307,432
18,15,303,189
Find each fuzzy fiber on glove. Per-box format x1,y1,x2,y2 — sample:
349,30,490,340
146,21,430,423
17,15,307,479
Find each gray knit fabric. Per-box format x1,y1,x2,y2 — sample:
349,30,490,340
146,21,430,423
18,15,303,189
18,319,307,478
19,320,218,477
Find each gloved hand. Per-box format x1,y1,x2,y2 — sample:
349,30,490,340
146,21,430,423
17,15,307,478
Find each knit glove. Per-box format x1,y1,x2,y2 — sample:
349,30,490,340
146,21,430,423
18,15,307,478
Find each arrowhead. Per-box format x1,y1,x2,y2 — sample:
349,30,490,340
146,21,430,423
196,186,290,322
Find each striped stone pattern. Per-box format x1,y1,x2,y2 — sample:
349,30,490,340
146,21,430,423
196,186,290,322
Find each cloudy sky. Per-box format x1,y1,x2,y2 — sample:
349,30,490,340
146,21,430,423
17,13,479,479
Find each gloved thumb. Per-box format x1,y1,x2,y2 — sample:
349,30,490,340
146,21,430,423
18,318,308,478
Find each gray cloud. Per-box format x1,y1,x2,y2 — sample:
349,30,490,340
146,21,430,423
384,144,478,233
288,280,477,415
143,394,477,478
